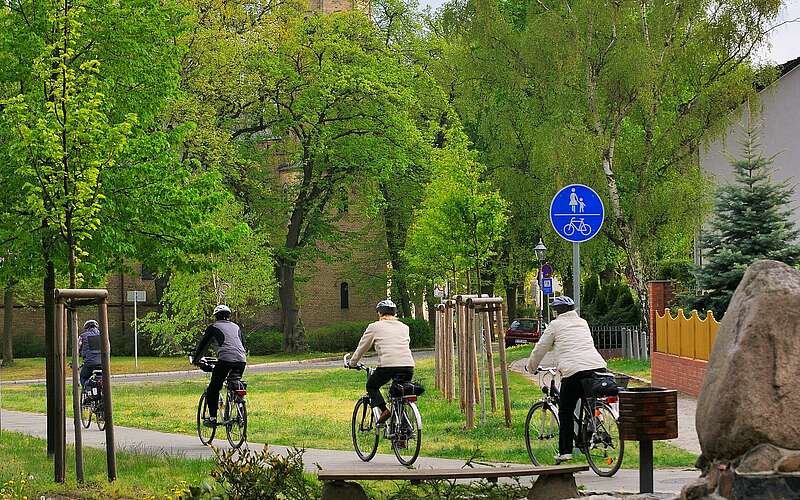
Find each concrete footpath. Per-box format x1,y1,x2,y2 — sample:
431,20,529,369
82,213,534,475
0,351,434,386
0,409,698,495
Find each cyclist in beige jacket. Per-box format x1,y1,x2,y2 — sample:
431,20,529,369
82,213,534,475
526,295,607,462
347,299,415,423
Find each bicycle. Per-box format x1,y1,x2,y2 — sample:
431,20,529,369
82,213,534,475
192,356,248,449
524,366,623,477
344,354,423,466
563,217,592,237
79,368,106,431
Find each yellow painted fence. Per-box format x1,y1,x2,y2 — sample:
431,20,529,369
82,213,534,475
654,308,720,361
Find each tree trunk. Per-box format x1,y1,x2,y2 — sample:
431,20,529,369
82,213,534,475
3,282,14,364
277,257,305,353
381,183,413,318
425,284,436,332
504,283,518,321
44,258,56,456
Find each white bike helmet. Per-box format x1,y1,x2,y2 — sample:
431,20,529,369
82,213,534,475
376,299,397,315
551,296,575,307
83,319,99,329
213,304,231,317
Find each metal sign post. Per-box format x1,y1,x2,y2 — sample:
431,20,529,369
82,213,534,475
550,184,605,314
126,291,145,369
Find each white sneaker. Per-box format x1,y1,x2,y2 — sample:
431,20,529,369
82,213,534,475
554,453,573,463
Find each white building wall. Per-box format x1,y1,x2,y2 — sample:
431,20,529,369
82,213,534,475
700,65,800,226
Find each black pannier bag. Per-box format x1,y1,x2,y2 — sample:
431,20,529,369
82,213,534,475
581,372,619,397
389,381,425,398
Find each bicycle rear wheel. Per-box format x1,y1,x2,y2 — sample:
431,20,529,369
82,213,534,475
197,392,217,445
351,398,378,462
584,401,624,477
226,395,247,449
80,387,92,429
95,401,106,431
525,401,560,466
392,400,422,466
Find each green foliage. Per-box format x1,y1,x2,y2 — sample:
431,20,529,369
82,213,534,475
208,447,320,500
690,124,800,317
432,0,783,318
405,129,508,290
306,318,433,353
402,317,434,348
140,203,276,354
582,275,640,326
0,0,230,299
246,329,283,356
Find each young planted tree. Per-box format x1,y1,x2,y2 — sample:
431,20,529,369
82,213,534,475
692,124,800,316
1,0,229,452
406,130,508,297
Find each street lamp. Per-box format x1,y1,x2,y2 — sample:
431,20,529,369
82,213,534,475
534,239,547,263
534,239,547,329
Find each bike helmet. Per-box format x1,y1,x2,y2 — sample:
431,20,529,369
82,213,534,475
83,319,99,329
376,299,397,316
213,304,232,318
551,296,575,307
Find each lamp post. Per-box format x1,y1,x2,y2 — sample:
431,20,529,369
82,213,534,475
534,239,547,329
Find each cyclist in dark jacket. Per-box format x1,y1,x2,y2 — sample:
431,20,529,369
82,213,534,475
78,320,103,387
191,305,247,427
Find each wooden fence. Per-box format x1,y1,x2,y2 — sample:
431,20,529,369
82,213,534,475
654,308,719,361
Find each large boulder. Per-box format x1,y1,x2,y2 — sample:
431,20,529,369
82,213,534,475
696,260,800,461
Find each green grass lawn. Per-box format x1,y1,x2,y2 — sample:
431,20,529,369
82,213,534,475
606,358,651,381
0,346,695,469
0,431,212,499
0,352,343,381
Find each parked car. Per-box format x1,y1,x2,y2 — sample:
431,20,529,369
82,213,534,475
505,318,544,347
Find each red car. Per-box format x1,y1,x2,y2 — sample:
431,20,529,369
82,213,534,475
505,318,543,347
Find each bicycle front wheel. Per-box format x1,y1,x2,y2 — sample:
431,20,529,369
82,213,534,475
226,396,247,449
351,398,378,462
584,402,624,477
197,392,217,446
80,387,92,429
392,400,422,466
525,401,560,466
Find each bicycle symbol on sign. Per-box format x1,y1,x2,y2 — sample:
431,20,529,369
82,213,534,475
563,217,592,237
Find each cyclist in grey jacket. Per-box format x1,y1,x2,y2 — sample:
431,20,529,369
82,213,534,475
78,320,102,387
192,304,247,427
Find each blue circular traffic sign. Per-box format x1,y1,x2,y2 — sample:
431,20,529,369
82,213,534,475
550,184,604,243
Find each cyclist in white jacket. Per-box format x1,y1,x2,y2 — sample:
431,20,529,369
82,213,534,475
347,299,415,424
526,295,607,462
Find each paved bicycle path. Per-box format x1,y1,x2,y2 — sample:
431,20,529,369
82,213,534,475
509,359,702,455
0,409,698,494
0,350,434,386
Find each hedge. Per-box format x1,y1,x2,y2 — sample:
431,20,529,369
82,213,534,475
246,329,283,355
305,318,433,353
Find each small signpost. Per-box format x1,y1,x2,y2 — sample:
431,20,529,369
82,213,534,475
433,284,445,299
541,278,553,295
126,290,146,368
550,184,605,313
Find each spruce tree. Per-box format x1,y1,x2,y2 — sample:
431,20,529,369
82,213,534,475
694,124,800,316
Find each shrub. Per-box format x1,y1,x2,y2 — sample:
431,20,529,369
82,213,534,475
401,318,433,348
306,318,434,352
246,329,283,355
211,446,320,499
306,321,367,352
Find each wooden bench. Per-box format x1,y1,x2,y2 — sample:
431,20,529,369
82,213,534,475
318,464,589,500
